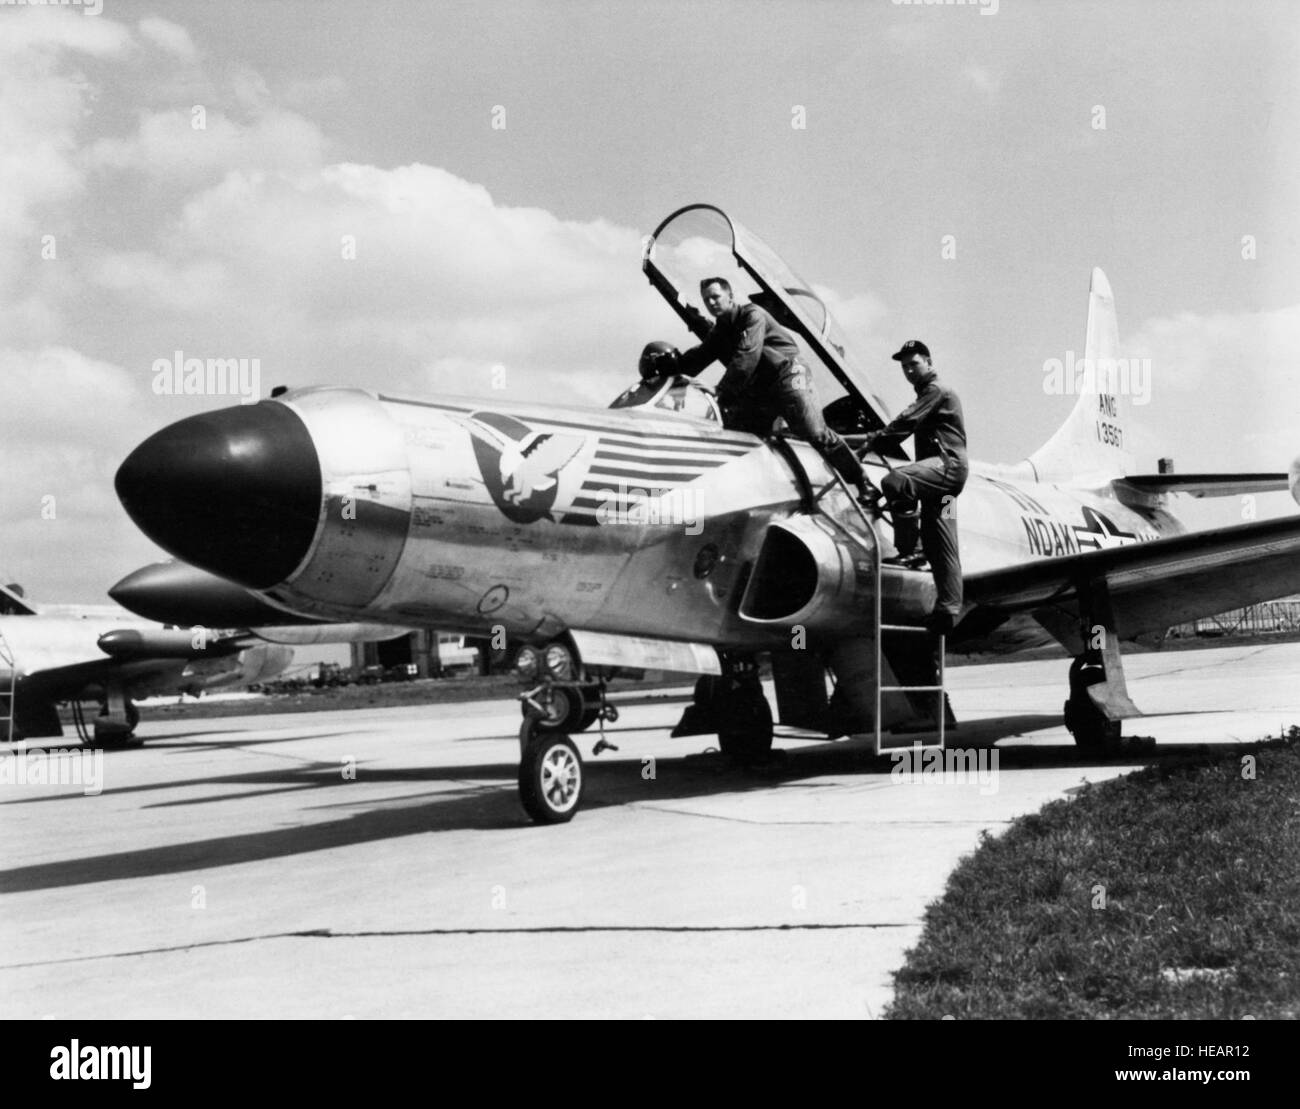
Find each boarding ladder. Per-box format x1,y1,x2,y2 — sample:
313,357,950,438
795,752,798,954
0,627,15,744
810,471,947,755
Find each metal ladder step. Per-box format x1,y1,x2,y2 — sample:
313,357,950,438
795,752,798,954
877,632,946,753
0,628,16,743
807,469,948,756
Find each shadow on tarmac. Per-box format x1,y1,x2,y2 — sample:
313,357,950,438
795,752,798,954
0,715,1263,895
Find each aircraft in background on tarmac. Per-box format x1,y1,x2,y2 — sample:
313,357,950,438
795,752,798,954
0,565,409,746
113,203,1300,821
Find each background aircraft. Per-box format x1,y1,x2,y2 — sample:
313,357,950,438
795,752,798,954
0,567,410,746
112,204,1300,820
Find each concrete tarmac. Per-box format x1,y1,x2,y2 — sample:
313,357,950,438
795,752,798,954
1,642,1296,1019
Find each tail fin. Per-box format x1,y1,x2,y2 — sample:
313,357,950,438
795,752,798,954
1023,267,1138,484
0,582,36,616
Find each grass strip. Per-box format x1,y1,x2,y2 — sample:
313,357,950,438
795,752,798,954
887,731,1300,1019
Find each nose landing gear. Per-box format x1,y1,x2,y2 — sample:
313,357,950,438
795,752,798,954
516,675,619,823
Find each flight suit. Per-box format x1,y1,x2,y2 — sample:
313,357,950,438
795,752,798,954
677,302,864,488
869,377,968,619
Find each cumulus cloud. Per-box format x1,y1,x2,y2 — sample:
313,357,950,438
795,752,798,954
138,17,196,61
0,346,164,598
85,105,327,182
0,11,128,291
0,7,130,58
81,160,680,406
0,344,142,505
0,9,891,599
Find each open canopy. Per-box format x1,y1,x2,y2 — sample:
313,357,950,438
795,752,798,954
641,204,895,435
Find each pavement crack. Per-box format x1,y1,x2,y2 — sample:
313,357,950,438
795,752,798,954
0,922,916,970
1142,644,1277,682
629,803,1008,826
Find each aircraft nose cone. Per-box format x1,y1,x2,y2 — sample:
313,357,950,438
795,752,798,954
110,561,316,626
115,403,322,590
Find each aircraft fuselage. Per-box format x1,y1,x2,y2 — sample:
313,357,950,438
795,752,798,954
115,386,1186,657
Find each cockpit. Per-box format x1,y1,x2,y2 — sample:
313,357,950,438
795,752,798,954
608,374,723,424
639,203,897,442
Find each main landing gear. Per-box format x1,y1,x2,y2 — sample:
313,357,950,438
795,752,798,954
672,654,774,763
1061,578,1139,756
73,692,142,748
1063,652,1122,755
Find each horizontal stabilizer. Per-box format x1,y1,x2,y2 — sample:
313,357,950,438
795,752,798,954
0,583,37,616
1117,473,1289,498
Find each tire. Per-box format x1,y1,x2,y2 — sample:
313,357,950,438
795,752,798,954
692,675,718,706
520,683,587,732
89,723,142,748
1064,659,1122,755
519,733,584,824
89,700,142,748
716,680,774,762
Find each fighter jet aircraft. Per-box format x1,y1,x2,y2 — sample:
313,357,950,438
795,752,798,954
0,565,410,746
113,204,1300,821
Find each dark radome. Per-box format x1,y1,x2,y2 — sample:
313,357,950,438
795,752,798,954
115,402,322,590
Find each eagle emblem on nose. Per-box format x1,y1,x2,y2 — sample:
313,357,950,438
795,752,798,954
458,411,587,523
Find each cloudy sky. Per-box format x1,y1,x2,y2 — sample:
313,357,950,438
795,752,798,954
1,0,1297,601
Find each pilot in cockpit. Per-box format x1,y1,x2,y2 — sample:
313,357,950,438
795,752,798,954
610,349,723,423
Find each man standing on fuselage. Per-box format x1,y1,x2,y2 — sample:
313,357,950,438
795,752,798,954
642,277,873,501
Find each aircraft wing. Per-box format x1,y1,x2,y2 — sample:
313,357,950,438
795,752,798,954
17,654,191,705
963,514,1300,643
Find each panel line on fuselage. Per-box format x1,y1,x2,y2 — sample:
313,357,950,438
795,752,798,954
377,394,758,448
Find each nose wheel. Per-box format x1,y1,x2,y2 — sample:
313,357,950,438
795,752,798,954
518,713,584,824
